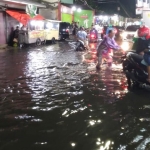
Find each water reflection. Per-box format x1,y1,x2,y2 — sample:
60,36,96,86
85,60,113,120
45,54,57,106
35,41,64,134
0,43,150,149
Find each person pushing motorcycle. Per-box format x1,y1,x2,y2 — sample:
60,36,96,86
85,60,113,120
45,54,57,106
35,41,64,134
96,29,121,69
75,27,90,51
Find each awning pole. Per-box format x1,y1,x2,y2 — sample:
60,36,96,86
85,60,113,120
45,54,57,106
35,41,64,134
4,11,8,43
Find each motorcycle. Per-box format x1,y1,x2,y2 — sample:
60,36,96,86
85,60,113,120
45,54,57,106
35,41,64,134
89,30,98,43
75,40,87,51
122,51,150,88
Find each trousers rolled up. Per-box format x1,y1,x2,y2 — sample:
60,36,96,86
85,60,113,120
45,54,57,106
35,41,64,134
97,49,113,66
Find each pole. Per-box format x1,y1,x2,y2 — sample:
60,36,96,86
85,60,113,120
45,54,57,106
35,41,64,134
58,2,61,21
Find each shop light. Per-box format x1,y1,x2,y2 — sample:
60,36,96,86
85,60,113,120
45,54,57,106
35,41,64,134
46,22,53,29
104,16,108,21
72,6,76,11
38,21,44,27
111,15,118,21
77,8,81,12
30,21,36,26
99,15,103,20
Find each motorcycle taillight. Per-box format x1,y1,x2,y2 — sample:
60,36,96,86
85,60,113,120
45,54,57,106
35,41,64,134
91,34,95,38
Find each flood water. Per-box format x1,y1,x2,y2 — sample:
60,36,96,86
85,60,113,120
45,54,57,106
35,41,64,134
0,42,150,150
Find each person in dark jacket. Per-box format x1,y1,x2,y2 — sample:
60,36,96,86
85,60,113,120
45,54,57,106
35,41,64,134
13,26,19,47
18,26,27,48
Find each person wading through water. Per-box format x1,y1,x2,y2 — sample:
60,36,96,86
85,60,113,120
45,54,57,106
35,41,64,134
96,29,121,70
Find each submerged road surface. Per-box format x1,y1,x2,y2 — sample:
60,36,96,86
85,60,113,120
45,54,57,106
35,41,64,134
0,41,150,150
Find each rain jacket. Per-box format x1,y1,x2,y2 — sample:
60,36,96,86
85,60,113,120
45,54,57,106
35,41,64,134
97,35,120,56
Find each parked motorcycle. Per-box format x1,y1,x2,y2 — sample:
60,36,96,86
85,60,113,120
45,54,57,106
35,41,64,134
122,51,150,88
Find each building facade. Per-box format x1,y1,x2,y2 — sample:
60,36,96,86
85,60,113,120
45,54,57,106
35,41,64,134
0,0,45,45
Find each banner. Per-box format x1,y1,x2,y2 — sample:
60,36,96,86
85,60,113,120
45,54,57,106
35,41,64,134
26,4,37,17
74,10,93,28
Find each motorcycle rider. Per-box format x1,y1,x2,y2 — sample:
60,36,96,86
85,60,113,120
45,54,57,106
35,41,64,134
137,26,150,82
96,29,121,69
90,25,98,39
75,27,90,51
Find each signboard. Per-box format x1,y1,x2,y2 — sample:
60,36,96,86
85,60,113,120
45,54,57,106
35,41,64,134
26,4,37,17
29,30,45,39
61,0,73,4
74,10,93,28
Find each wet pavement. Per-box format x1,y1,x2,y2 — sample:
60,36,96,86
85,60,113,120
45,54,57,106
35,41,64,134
0,41,150,150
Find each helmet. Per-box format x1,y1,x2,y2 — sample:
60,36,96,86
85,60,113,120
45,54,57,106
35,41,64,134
138,26,150,39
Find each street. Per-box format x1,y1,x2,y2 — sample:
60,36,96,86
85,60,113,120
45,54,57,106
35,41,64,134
0,41,150,150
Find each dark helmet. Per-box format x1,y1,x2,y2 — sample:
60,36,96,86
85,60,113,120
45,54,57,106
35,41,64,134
138,26,150,40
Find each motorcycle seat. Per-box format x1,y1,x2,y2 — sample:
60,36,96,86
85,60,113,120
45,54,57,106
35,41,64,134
130,53,143,64
130,53,147,70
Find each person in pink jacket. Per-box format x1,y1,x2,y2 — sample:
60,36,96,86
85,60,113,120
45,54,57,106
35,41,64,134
96,30,121,69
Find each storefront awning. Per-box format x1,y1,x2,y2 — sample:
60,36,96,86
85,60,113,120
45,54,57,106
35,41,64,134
6,10,45,25
6,10,30,26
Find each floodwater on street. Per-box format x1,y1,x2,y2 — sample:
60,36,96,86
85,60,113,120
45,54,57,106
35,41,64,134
0,41,150,150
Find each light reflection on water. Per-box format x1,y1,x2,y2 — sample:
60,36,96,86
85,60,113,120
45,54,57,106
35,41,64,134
0,43,150,150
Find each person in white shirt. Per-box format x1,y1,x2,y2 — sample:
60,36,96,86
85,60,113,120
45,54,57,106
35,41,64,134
76,27,90,50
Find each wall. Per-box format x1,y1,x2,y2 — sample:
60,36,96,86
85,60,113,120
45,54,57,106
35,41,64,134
39,8,58,20
74,10,93,28
61,5,73,23
61,13,72,23
0,12,6,44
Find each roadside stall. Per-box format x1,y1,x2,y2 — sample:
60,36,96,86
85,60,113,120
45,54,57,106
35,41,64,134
6,10,46,46
45,20,61,42
27,15,45,45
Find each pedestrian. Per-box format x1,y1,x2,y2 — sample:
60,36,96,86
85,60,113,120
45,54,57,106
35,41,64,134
72,22,78,39
13,26,19,47
18,26,27,48
96,29,121,70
